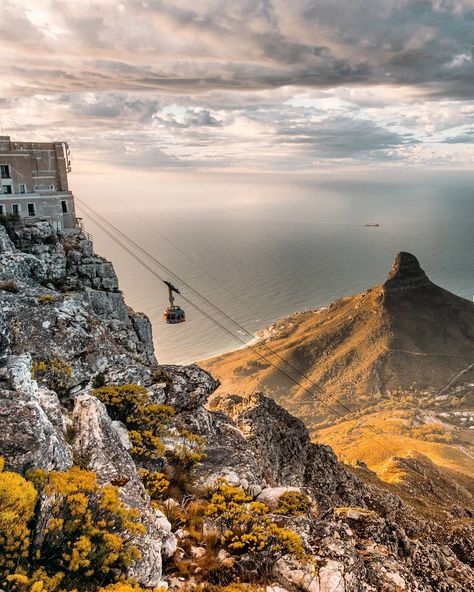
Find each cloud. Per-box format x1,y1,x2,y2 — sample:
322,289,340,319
0,0,472,97
0,1,472,171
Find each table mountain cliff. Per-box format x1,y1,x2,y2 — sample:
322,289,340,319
0,220,473,592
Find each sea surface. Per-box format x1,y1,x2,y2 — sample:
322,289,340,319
77,169,474,364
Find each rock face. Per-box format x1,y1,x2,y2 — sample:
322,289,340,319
0,220,157,391
383,251,431,294
0,354,72,472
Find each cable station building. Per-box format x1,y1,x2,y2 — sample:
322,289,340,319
0,136,77,230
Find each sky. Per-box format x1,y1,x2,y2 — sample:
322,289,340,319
0,0,473,176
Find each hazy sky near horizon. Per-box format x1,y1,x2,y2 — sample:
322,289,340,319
1,0,473,175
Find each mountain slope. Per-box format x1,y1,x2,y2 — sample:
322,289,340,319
202,252,474,498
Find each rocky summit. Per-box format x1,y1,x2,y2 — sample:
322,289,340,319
0,219,473,592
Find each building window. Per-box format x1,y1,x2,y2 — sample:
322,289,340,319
0,165,10,179
61,200,68,213
3,185,12,194
0,204,4,216
12,204,20,216
34,184,55,192
27,203,36,217
19,183,26,194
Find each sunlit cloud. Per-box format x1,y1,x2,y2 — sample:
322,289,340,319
0,0,472,171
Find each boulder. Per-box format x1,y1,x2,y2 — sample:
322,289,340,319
151,364,219,411
275,557,320,592
0,355,72,472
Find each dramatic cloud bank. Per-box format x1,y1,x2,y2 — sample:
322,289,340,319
1,0,473,170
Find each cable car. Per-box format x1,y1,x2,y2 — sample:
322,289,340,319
163,281,186,324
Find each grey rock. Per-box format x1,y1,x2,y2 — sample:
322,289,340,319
72,393,176,588
0,355,72,472
150,364,219,411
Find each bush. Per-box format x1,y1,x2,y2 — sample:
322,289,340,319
26,466,144,590
38,294,57,305
32,357,72,398
138,469,170,503
92,385,174,465
0,457,152,592
99,583,167,592
0,458,37,579
167,431,207,494
274,490,311,516
205,482,304,578
0,279,19,292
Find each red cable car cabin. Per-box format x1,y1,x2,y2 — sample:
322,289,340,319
163,281,186,324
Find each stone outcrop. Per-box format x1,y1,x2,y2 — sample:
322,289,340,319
383,251,431,294
0,354,72,472
0,220,157,391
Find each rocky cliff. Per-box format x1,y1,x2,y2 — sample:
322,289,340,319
0,221,473,591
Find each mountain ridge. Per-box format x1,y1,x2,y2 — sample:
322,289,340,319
202,252,474,501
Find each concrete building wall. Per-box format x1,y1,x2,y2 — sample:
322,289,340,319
0,136,76,229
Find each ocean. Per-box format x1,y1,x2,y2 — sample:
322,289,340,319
77,169,474,364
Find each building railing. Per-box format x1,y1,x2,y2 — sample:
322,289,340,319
0,190,73,199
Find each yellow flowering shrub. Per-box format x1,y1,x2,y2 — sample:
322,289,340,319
99,582,167,592
32,357,72,397
6,568,64,592
274,490,311,516
92,385,174,463
137,469,170,502
204,482,304,576
0,459,37,580
27,467,144,590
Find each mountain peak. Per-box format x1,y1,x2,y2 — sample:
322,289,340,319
383,251,430,293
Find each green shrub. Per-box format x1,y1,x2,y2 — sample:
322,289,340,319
92,372,106,389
